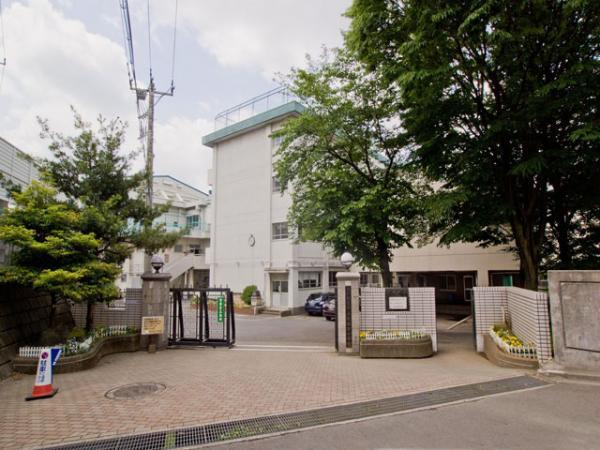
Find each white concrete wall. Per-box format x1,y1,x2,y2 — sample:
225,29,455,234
209,120,340,308
389,240,519,286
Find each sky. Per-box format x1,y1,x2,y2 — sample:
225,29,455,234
0,0,351,191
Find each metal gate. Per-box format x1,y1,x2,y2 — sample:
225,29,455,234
169,288,235,347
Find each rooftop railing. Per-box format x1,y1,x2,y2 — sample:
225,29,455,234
214,87,298,130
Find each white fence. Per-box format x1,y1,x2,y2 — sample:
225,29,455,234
19,325,131,358
474,287,552,363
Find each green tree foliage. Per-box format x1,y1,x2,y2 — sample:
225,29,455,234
275,50,429,287
38,111,181,328
0,182,120,325
347,0,600,288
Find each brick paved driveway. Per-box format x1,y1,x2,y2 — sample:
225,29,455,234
0,317,527,449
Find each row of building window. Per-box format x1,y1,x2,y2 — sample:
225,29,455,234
272,271,339,292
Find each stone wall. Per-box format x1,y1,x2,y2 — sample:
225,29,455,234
0,284,69,379
547,270,600,373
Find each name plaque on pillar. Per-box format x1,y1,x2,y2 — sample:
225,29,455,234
142,316,165,335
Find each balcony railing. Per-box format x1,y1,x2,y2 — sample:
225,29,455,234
214,87,297,130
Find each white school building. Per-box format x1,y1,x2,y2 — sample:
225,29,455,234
202,89,520,314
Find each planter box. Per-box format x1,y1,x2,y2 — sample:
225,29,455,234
360,337,433,359
12,334,140,375
483,334,538,369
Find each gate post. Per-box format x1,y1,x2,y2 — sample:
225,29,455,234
335,272,360,355
141,271,172,351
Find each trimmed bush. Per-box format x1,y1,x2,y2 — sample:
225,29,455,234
241,285,257,305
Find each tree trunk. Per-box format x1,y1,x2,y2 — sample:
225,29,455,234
376,238,393,288
511,218,539,290
48,294,57,328
85,299,95,332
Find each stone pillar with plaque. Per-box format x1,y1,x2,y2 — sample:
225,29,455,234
141,272,172,351
335,272,361,355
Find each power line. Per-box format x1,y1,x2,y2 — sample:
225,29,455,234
170,0,178,91
119,0,178,272
146,0,152,78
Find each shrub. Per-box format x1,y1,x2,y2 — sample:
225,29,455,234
67,326,86,342
241,285,257,305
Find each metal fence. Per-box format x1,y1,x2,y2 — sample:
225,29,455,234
70,289,143,329
169,288,235,347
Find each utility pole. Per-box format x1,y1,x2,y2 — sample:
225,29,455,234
145,78,155,209
119,0,177,273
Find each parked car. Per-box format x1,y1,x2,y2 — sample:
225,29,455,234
304,292,335,316
322,296,336,321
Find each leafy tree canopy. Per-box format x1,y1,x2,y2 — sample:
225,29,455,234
275,50,430,286
0,182,120,324
346,0,600,288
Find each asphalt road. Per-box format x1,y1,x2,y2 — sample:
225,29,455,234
234,313,336,346
207,381,600,450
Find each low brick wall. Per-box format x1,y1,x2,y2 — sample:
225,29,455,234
0,284,70,380
12,334,140,374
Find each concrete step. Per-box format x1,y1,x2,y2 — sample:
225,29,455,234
261,309,292,317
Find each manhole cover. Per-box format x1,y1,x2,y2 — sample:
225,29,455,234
105,382,166,400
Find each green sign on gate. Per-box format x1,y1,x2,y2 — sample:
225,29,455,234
217,296,225,323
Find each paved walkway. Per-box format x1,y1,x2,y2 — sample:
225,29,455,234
0,317,527,449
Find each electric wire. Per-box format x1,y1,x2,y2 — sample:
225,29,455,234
170,0,178,93
0,0,6,94
146,0,152,79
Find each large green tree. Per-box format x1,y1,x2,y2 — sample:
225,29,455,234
39,112,180,328
0,182,120,327
347,0,600,288
275,51,429,287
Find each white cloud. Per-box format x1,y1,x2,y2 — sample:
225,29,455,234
0,0,136,159
0,0,211,190
153,116,213,190
149,0,352,78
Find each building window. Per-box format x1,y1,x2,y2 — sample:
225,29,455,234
174,244,183,253
439,274,457,291
360,273,368,287
272,280,288,293
120,273,127,282
189,245,203,255
186,215,199,229
272,222,289,240
397,274,410,288
328,271,338,287
298,272,321,289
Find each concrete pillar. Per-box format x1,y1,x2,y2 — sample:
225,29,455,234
336,272,360,355
141,272,172,351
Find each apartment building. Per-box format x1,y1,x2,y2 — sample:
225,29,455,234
0,137,39,265
117,175,211,290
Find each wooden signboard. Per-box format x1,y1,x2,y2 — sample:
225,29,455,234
141,316,164,335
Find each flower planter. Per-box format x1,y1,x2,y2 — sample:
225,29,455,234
360,336,433,358
483,334,538,369
12,334,140,375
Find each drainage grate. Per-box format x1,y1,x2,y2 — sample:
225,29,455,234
45,376,545,450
